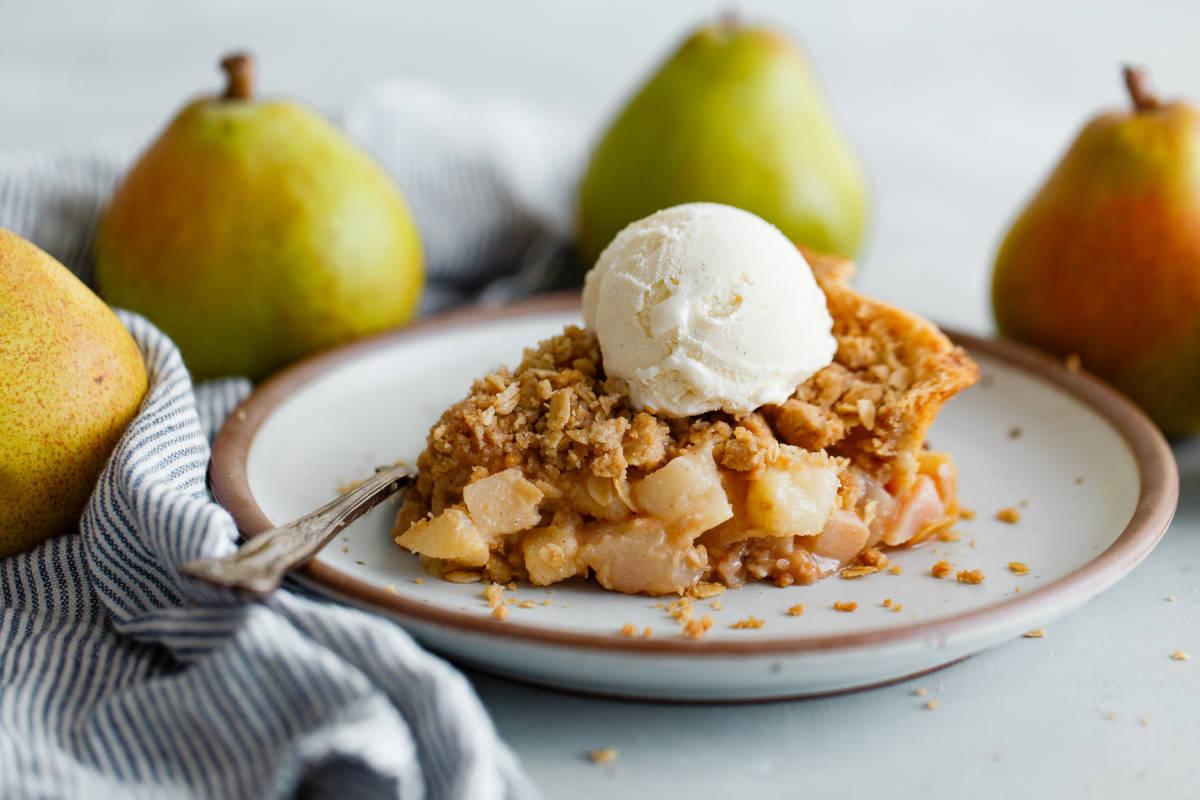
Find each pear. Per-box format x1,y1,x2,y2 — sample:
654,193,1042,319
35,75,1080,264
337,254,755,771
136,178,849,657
577,18,869,265
96,53,424,381
993,67,1200,435
0,229,148,556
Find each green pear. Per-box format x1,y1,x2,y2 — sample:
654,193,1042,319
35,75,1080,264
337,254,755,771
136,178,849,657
96,53,424,381
0,229,148,556
577,18,869,264
993,67,1200,435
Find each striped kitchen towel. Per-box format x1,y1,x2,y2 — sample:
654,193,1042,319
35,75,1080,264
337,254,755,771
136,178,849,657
0,80,583,799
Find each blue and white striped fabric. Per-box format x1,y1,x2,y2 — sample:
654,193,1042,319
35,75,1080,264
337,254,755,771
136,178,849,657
0,81,580,799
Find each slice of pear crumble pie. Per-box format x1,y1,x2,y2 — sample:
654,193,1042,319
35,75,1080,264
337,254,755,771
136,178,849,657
390,242,978,596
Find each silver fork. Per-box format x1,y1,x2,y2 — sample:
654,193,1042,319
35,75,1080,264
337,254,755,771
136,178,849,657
182,463,416,597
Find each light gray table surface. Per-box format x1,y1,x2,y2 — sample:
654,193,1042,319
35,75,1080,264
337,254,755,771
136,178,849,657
5,1,1198,797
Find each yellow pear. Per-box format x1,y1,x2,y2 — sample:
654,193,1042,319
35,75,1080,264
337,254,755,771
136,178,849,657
0,229,148,555
96,53,424,381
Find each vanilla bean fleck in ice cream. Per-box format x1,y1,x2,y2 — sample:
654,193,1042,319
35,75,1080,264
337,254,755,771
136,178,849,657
581,203,836,417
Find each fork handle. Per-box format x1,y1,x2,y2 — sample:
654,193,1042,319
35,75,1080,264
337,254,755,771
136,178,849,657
183,463,416,597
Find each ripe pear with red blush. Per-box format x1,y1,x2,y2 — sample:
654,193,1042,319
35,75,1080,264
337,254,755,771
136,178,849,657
993,67,1200,435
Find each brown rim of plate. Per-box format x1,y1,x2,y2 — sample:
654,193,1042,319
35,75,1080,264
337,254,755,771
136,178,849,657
209,292,1179,657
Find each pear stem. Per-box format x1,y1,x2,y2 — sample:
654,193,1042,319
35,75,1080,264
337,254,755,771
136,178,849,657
220,53,254,101
1123,65,1160,112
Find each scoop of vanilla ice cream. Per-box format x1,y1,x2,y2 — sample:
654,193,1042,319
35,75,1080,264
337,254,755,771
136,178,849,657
582,203,836,418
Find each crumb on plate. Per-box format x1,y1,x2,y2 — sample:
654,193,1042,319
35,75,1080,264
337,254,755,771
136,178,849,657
956,569,985,585
683,615,713,639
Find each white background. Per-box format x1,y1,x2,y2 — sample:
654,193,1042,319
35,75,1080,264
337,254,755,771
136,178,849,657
4,1,1199,797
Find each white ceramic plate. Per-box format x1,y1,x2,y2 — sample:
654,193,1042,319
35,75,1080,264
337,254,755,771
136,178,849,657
210,295,1177,701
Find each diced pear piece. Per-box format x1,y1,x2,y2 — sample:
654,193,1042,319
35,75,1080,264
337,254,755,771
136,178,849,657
463,468,543,536
522,523,583,586
809,508,871,563
580,516,706,595
395,508,489,567
746,446,840,536
633,447,733,534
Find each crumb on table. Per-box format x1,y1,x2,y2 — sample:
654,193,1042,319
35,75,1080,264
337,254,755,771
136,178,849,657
587,748,618,765
995,507,1021,524
1171,650,1190,661
931,560,954,579
491,606,508,621
787,604,805,617
833,601,858,613
620,623,637,637
840,565,878,579
1008,561,1030,575
1023,628,1045,639
889,564,904,575
731,616,765,630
